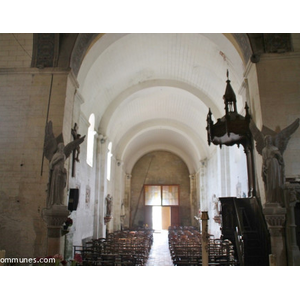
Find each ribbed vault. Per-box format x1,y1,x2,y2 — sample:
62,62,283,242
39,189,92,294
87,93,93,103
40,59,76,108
77,33,247,173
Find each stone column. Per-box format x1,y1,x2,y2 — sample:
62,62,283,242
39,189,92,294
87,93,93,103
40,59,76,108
98,136,108,238
93,134,103,239
201,211,209,266
113,159,123,231
125,174,132,228
104,216,113,238
243,143,256,198
189,173,197,227
42,205,70,256
199,159,207,232
199,159,207,209
263,203,287,266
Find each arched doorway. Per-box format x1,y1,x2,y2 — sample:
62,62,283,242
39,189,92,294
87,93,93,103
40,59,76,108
144,184,180,230
129,151,190,229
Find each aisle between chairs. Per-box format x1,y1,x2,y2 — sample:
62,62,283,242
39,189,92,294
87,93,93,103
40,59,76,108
145,230,174,266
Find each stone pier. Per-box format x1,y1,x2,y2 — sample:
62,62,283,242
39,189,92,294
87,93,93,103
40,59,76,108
42,204,70,256
263,203,287,266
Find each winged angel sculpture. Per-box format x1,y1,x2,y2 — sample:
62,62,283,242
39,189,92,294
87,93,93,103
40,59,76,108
44,121,85,208
250,118,299,206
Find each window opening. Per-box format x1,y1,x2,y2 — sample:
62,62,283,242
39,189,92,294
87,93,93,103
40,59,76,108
107,142,112,181
145,185,179,206
145,185,161,205
86,114,95,167
162,185,179,205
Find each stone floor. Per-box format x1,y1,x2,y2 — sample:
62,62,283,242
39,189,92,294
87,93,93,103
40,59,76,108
145,230,174,266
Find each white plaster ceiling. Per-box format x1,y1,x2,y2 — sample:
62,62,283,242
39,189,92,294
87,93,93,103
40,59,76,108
77,33,246,173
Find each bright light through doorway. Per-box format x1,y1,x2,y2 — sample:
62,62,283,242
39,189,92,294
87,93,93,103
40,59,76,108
152,206,162,231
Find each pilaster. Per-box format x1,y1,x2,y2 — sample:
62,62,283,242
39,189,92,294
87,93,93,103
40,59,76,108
94,134,107,238
93,135,103,239
199,159,208,211
125,174,132,229
189,173,197,226
113,159,124,231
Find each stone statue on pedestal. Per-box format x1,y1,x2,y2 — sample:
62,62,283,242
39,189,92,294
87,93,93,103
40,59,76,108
44,121,85,208
48,142,67,207
105,194,113,217
250,118,299,206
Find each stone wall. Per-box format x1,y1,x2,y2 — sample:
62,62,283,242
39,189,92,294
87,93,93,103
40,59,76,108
0,71,73,258
256,53,300,179
0,34,32,68
130,151,190,227
0,33,73,258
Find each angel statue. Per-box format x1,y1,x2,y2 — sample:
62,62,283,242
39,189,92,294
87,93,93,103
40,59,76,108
44,121,85,208
250,118,299,206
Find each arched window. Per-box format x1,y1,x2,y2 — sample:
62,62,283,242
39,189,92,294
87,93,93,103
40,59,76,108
107,142,112,181
86,114,95,167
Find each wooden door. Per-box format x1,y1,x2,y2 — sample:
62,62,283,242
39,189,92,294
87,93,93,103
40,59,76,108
144,206,152,229
171,206,180,226
162,206,171,229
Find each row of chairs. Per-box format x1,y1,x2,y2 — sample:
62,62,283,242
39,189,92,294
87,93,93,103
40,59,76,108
74,229,154,266
169,227,202,266
168,227,236,266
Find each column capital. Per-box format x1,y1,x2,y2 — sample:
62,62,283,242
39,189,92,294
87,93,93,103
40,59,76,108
263,203,286,236
189,173,196,180
200,158,207,167
96,134,107,144
116,159,123,167
264,215,286,228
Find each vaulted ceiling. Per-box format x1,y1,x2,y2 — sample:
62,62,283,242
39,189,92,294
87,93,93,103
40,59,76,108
76,33,247,173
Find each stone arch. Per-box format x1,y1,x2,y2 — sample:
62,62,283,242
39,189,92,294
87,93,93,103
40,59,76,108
69,33,254,76
130,150,191,228
32,33,294,76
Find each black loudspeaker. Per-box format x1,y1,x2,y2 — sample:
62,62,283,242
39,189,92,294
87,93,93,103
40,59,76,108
68,189,79,211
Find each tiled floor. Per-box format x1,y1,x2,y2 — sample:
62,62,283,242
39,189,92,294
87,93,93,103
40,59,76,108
145,230,174,266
